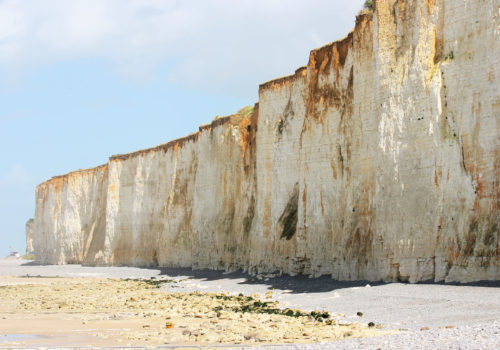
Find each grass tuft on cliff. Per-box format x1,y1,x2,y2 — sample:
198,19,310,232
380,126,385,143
359,0,374,16
237,105,254,118
358,0,373,16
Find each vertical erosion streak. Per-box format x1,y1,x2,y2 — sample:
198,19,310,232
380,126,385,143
279,183,299,240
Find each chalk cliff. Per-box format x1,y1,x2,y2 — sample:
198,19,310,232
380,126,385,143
25,219,34,255
33,0,500,283
34,165,108,264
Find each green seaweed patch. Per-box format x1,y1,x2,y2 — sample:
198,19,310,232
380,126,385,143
212,293,332,324
123,277,179,288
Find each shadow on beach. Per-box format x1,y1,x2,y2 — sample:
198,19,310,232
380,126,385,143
18,259,500,293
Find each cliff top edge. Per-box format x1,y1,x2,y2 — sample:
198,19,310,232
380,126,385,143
37,9,374,188
258,11,372,92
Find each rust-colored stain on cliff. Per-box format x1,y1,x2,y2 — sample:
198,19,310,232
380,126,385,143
238,104,258,157
33,1,500,283
305,33,353,121
38,164,109,192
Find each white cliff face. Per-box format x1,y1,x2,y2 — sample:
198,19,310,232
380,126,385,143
251,0,500,282
103,114,256,270
103,137,200,267
33,0,499,283
34,165,108,265
25,219,34,254
191,116,256,271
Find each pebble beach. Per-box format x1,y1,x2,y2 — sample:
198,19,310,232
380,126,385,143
1,258,499,349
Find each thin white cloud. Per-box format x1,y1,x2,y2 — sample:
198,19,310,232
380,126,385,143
0,164,34,188
0,5,25,40
0,0,362,97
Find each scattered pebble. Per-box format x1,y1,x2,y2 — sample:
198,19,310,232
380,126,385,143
270,322,500,350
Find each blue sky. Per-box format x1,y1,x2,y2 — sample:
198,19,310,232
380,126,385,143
0,0,361,257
